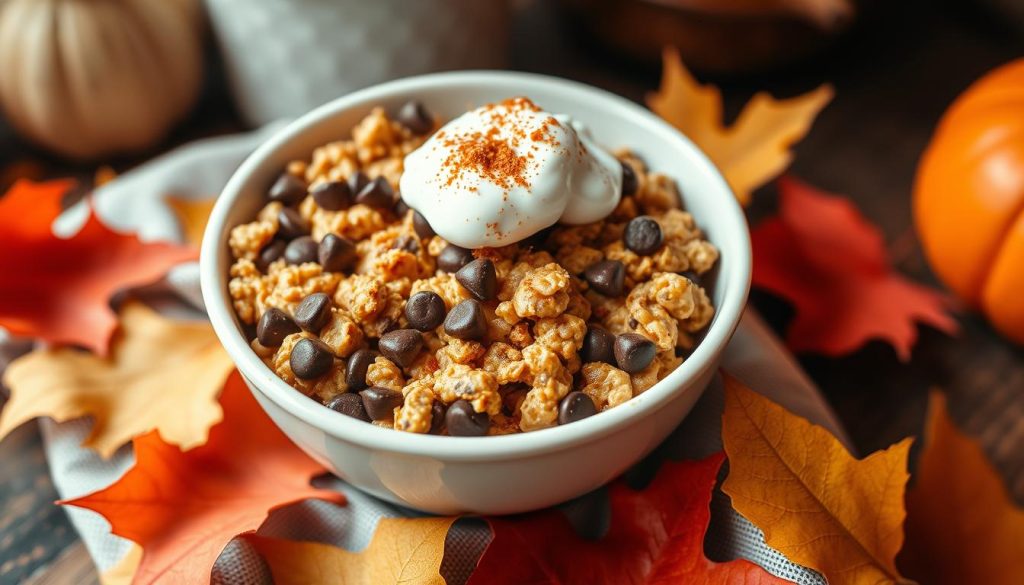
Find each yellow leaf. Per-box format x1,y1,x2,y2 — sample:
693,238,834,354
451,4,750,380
721,373,913,585
0,302,232,458
99,545,141,585
899,391,1024,584
166,196,216,247
247,517,455,585
647,48,833,205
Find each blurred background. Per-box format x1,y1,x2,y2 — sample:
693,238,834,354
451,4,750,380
1,0,1022,581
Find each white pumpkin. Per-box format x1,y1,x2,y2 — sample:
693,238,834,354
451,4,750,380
0,0,203,160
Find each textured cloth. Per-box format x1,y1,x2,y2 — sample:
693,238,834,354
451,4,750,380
33,128,849,584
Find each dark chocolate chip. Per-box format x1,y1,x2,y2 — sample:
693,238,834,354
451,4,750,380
277,207,310,239
446,399,490,437
256,307,300,347
393,234,419,253
294,292,333,332
444,299,487,340
396,100,433,135
628,317,639,330
614,333,657,374
580,326,616,365
310,180,351,211
455,258,497,301
681,270,702,286
290,338,334,379
354,177,394,209
345,349,378,392
359,386,404,420
268,173,307,205
326,393,370,422
437,244,474,273
284,236,319,265
412,210,435,239
378,329,423,368
620,160,638,196
429,401,447,434
318,234,357,272
348,171,370,195
405,291,446,331
256,239,286,271
393,197,410,217
623,216,663,255
559,391,598,425
583,260,625,297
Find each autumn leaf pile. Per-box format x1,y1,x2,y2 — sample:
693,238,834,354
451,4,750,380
0,48,1020,585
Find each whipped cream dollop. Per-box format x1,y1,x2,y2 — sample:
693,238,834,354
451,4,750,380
399,97,622,249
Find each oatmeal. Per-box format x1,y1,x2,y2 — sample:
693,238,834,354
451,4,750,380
228,98,718,436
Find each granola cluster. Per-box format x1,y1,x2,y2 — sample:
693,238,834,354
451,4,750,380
228,104,718,436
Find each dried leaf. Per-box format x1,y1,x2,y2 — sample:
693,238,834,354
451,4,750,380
0,180,195,355
468,452,793,584
246,517,455,585
751,176,957,359
721,373,912,585
63,370,344,585
166,196,216,247
899,391,1024,584
0,302,233,457
647,48,832,205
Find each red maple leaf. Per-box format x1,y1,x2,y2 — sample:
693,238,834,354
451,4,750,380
0,180,195,355
751,175,957,360
62,371,345,584
468,453,792,584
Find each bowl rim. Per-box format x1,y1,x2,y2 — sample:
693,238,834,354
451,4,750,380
200,70,751,462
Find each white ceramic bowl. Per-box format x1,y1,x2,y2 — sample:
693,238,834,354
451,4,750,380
200,71,751,515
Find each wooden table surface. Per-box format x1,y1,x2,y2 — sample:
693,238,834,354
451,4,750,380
3,0,1023,582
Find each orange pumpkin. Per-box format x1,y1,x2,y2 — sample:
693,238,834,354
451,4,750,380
914,59,1024,344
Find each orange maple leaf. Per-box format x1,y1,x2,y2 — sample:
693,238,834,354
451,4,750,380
751,175,957,360
62,371,344,584
468,452,793,584
899,391,1024,584
0,180,195,355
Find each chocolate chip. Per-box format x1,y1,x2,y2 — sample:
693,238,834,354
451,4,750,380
354,177,394,209
681,270,701,286
277,207,310,239
437,244,474,273
268,173,307,205
310,180,351,211
378,329,423,368
455,258,497,301
256,308,300,346
444,299,487,340
628,317,639,330
326,393,370,422
614,333,656,373
583,260,625,297
284,236,318,265
581,326,616,365
413,210,435,239
623,216,663,255
359,386,404,420
392,234,419,253
256,239,286,271
294,293,333,332
348,171,370,195
429,401,447,434
290,338,334,379
318,234,357,272
393,197,410,217
559,391,598,425
620,160,638,196
345,349,378,392
396,100,433,135
406,291,446,331
446,399,489,436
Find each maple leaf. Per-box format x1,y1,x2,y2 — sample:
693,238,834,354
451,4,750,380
751,175,957,360
246,517,455,585
468,452,793,584
899,391,1024,584
647,48,832,205
62,370,345,585
721,373,913,585
165,196,216,247
0,302,233,457
0,180,195,355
